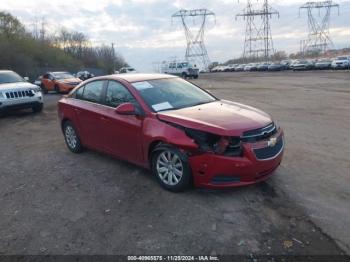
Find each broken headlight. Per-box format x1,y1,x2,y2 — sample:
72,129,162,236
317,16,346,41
185,128,243,157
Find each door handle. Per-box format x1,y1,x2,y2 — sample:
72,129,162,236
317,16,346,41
74,108,82,114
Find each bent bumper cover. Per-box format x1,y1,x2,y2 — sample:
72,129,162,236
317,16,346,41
189,131,284,189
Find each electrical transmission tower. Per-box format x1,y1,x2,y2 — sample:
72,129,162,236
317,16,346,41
299,1,339,54
236,0,279,62
172,9,215,71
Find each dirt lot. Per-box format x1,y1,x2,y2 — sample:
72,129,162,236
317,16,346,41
0,71,349,256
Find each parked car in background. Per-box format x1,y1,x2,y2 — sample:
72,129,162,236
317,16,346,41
58,74,284,192
244,63,258,72
257,63,270,71
0,70,43,116
41,72,82,94
292,60,314,71
268,63,284,71
76,71,95,81
280,60,291,70
235,64,246,72
161,61,199,79
315,59,332,70
227,64,238,72
119,67,138,74
331,57,350,70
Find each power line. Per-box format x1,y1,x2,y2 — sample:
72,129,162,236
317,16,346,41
172,9,215,71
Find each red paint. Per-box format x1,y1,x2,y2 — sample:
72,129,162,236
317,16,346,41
58,74,284,189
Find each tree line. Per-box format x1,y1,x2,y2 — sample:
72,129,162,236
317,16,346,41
0,11,127,80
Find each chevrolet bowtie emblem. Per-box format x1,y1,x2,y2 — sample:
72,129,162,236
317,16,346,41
268,137,278,147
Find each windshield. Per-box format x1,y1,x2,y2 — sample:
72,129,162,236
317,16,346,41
127,68,136,72
337,57,348,60
132,78,216,112
52,72,75,80
0,71,25,84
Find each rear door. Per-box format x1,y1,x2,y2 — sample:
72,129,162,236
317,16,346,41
72,80,106,150
99,80,144,165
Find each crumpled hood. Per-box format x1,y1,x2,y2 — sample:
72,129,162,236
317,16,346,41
157,100,273,137
0,82,38,92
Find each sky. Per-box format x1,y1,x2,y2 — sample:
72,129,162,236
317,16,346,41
2,0,350,72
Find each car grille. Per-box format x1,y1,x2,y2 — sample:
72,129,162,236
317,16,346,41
253,137,284,161
5,90,35,99
242,122,277,142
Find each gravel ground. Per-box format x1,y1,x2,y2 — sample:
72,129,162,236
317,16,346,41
0,71,349,256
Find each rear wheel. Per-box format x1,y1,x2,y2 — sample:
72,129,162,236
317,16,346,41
151,144,192,192
63,121,83,153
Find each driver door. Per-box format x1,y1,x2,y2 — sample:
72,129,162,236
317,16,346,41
99,80,144,165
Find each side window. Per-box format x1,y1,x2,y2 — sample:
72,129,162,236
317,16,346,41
82,81,104,103
105,81,136,108
75,86,85,100
177,63,183,69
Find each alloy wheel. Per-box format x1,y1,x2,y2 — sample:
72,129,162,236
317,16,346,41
156,151,184,186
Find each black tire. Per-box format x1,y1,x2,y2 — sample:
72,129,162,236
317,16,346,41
181,72,188,79
40,84,48,94
63,121,83,153
151,144,192,192
54,84,61,94
32,103,43,113
193,75,199,79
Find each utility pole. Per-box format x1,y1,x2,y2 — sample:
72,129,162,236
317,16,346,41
111,42,116,73
236,0,279,62
40,17,46,42
299,1,339,54
172,9,215,71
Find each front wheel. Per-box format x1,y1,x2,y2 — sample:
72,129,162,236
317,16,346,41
181,72,188,79
40,84,48,94
55,84,61,94
151,144,192,192
63,121,83,153
32,103,43,113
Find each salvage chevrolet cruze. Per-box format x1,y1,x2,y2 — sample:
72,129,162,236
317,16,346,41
58,74,284,192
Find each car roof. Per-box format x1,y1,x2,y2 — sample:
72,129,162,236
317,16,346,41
95,73,177,83
0,70,15,73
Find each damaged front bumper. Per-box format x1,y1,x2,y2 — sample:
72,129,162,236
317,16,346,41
188,130,284,189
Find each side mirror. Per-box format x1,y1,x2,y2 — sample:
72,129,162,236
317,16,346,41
115,103,136,115
24,77,29,82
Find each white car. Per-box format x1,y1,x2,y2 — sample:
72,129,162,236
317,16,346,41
161,61,199,79
0,70,43,116
331,57,350,70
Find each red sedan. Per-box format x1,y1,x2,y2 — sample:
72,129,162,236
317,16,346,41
58,74,284,192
